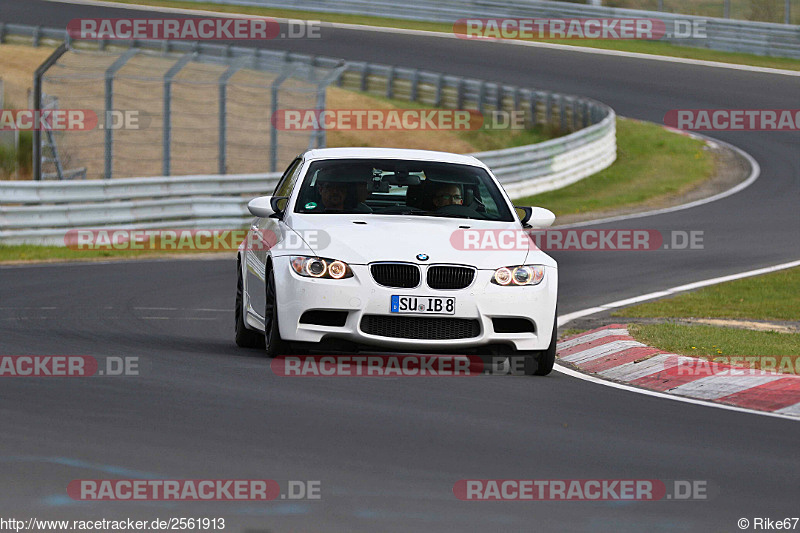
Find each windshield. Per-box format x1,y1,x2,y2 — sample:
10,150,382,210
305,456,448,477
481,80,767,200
293,159,514,222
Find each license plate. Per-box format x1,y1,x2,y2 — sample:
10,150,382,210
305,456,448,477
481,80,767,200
391,295,455,315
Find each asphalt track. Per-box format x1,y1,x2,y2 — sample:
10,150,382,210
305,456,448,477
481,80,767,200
1,1,799,531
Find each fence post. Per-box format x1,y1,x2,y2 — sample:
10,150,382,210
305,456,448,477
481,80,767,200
162,52,194,177
101,48,137,180
32,43,68,181
270,66,298,173
218,58,245,175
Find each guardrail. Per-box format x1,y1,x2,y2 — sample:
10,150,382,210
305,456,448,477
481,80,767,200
184,0,800,58
0,23,617,244
0,173,280,244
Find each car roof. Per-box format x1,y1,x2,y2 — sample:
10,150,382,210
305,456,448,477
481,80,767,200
302,147,487,168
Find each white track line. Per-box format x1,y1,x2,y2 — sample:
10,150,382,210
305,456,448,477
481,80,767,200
557,259,800,327
555,364,800,421
556,134,762,228
45,0,800,77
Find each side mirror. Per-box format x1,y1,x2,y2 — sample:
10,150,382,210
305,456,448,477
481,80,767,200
248,196,288,218
515,206,555,228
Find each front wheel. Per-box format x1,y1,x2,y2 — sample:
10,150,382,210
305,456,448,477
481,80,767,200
235,261,265,349
264,268,290,358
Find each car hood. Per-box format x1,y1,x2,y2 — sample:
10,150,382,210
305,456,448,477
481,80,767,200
283,214,556,269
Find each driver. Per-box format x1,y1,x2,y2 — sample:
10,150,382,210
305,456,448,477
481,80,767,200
317,181,348,212
315,168,372,213
431,183,463,208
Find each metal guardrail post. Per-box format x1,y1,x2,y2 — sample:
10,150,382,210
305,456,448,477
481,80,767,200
162,52,195,177
386,66,395,99
360,64,369,92
32,43,68,181
456,78,465,109
434,74,444,107
103,48,137,180
410,69,419,102
559,97,567,133
529,92,538,128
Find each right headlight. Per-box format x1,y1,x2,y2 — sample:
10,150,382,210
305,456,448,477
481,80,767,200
290,256,353,279
491,265,545,286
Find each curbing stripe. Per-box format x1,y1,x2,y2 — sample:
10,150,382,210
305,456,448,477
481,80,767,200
556,328,628,350
557,326,800,418
670,374,787,400
560,340,645,365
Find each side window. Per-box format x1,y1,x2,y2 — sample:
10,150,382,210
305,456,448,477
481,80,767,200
273,158,302,197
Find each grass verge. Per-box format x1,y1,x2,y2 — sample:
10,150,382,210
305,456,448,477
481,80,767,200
515,118,713,217
97,0,800,71
0,244,232,263
629,323,800,374
620,267,800,374
614,267,800,321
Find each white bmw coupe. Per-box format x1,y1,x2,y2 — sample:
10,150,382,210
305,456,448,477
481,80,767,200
236,148,558,375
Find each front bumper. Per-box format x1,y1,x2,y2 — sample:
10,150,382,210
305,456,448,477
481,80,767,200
273,257,558,352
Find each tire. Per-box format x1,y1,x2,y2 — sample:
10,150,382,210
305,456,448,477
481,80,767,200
264,268,290,358
235,261,265,349
532,317,558,376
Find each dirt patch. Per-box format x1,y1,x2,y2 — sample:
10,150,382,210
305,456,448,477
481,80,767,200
560,311,800,337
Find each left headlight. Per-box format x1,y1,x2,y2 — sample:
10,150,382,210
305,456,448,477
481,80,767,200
491,265,545,286
290,256,354,279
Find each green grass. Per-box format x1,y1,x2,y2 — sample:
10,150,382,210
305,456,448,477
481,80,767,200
0,244,229,262
359,92,557,150
98,0,800,71
604,0,800,25
516,117,713,216
629,323,800,373
621,268,800,374
614,267,800,320
0,130,32,180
